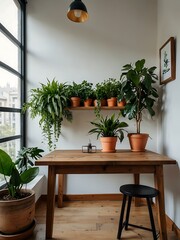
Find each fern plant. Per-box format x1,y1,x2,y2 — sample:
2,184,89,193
88,113,128,142
23,79,72,150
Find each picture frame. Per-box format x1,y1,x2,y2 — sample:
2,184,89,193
159,37,176,84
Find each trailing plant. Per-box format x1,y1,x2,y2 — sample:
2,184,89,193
0,147,43,199
120,59,159,133
88,112,128,142
23,79,72,150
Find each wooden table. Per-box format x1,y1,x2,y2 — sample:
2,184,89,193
35,149,176,240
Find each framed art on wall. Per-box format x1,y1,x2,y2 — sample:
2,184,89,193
159,37,176,84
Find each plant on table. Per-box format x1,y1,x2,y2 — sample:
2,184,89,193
120,59,159,151
88,112,128,152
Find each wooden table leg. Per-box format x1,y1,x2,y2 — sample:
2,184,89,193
154,165,167,240
58,174,64,208
46,166,56,239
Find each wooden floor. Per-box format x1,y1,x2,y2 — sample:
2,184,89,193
28,198,177,240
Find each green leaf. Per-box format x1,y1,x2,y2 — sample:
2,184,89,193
20,167,39,184
135,59,145,71
127,70,140,86
0,149,15,176
9,167,21,187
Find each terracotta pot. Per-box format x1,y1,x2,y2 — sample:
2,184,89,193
128,133,149,152
107,97,117,107
70,97,81,107
94,99,107,107
0,220,36,240
0,189,35,235
84,99,93,107
100,137,117,153
117,99,126,107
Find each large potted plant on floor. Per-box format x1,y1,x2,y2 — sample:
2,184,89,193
0,147,43,239
88,112,128,152
23,79,73,150
120,59,159,151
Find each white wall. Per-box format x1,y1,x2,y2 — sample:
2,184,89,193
26,1,157,194
157,0,180,229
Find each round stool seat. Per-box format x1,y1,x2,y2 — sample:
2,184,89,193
120,184,159,198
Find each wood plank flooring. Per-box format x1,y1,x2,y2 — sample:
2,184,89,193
28,198,178,240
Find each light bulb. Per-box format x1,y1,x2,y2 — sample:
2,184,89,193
74,9,82,18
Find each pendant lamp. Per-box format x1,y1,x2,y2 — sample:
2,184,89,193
67,0,88,23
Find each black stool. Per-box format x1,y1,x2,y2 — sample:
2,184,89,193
117,184,159,240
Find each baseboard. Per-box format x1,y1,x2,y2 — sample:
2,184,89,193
39,193,180,239
40,193,123,202
166,215,180,239
63,193,123,201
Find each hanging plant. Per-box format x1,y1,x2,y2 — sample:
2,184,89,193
23,79,72,150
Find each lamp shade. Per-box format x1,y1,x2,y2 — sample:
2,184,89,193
67,0,88,23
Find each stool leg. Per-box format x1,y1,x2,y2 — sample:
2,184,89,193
117,195,127,239
146,198,157,240
124,196,132,230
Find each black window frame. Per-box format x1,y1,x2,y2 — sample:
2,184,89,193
0,0,27,148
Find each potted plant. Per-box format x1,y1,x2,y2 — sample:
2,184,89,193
94,82,107,107
67,81,84,107
103,78,119,107
120,59,159,151
117,82,126,107
0,147,43,238
15,146,44,173
80,80,94,107
23,79,73,150
88,112,128,152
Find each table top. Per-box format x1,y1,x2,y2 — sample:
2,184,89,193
35,149,176,166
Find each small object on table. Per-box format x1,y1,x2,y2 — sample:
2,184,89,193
82,142,96,153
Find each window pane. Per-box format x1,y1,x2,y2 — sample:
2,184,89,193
0,33,20,71
0,0,20,40
0,68,21,108
0,112,21,138
0,138,20,160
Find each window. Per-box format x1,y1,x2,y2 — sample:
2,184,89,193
0,0,26,184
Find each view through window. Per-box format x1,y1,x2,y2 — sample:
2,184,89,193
0,0,26,184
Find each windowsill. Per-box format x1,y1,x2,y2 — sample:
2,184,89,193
25,175,45,202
